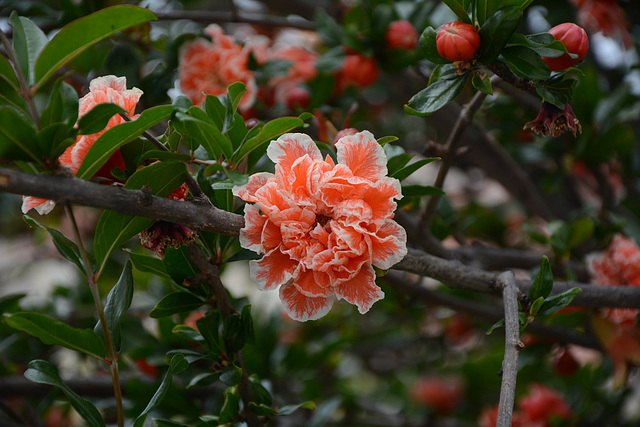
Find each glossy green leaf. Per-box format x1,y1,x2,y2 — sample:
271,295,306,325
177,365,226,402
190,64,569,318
0,54,20,91
220,363,243,386
276,401,316,416
4,312,106,359
0,105,40,162
186,372,222,389
163,246,201,286
172,325,205,343
126,250,170,278
95,261,133,351
405,74,469,117
24,360,105,427
249,402,278,417
501,46,550,80
538,287,582,316
401,185,446,197
508,33,572,58
77,103,127,135
204,94,225,130
478,7,523,63
40,80,79,130
149,292,205,318
233,116,304,164
441,0,472,24
391,157,440,182
485,318,504,335
222,82,247,134
418,26,450,64
387,153,413,176
0,75,30,117
181,107,233,160
23,216,85,274
34,5,156,90
529,296,545,316
472,72,493,95
76,105,173,180
218,388,240,424
134,354,185,427
196,311,224,356
529,255,553,301
377,135,398,146
9,12,48,86
477,0,532,25
93,161,188,276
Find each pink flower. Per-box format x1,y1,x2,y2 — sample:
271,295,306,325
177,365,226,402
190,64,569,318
590,234,640,327
519,384,572,425
268,46,317,108
233,131,407,321
22,75,142,215
178,24,257,110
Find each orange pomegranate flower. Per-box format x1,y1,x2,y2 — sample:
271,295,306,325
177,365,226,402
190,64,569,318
178,24,257,110
233,131,407,321
22,75,142,215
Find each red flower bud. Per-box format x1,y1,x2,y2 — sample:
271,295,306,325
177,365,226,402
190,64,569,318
342,53,379,88
553,347,580,377
542,23,589,71
436,21,481,62
385,20,419,50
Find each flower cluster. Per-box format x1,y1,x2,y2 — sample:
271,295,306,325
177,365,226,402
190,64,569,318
479,384,572,427
22,75,142,215
178,25,320,111
590,234,640,327
233,131,407,321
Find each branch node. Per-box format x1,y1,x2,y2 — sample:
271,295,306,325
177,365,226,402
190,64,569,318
140,185,153,205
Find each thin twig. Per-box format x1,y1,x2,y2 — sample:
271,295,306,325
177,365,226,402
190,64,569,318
153,10,315,30
496,271,522,427
0,30,40,129
420,77,498,232
64,205,124,427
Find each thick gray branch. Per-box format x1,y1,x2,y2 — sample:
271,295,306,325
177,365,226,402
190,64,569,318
496,271,521,427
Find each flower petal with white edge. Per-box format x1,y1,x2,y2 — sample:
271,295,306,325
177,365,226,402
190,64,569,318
280,281,336,321
369,220,407,270
250,247,298,291
267,133,322,171
21,196,56,215
239,204,267,253
336,130,388,182
232,172,274,203
333,264,384,314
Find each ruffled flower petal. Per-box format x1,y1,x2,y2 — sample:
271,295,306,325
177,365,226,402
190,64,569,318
232,172,274,203
280,281,336,322
267,133,322,171
336,130,388,181
21,196,56,215
239,204,268,253
250,248,299,291
370,220,408,269
333,265,384,314
294,269,334,297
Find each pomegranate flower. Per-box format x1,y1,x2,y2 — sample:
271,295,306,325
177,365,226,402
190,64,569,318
233,131,407,321
523,101,582,138
22,75,142,215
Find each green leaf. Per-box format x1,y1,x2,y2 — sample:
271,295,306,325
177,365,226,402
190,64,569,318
538,287,582,316
472,72,493,95
163,246,201,286
203,163,248,186
134,354,184,427
23,216,85,274
186,372,221,389
507,33,571,58
478,6,523,63
126,250,170,278
34,5,157,90
93,161,188,276
441,0,472,24
477,0,532,25
241,304,255,346
76,105,173,180
276,401,316,416
0,105,40,162
391,158,439,182
529,296,545,316
4,312,106,360
529,255,553,301
172,325,204,343
24,360,105,427
149,292,205,318
196,311,224,356
77,103,127,135
405,74,469,117
233,117,304,164
249,402,277,417
418,26,450,64
9,12,48,86
222,82,247,134
40,80,79,130
204,95,225,130
485,318,504,335
567,217,594,249
0,53,20,92
220,363,242,386
501,46,550,80
218,388,240,424
181,107,233,160
95,261,133,351
377,135,398,146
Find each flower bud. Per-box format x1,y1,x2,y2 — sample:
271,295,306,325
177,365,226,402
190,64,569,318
342,53,379,88
385,20,419,50
542,23,589,71
436,21,481,62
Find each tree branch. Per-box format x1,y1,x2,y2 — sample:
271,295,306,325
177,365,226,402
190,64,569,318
495,271,522,427
153,10,315,30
